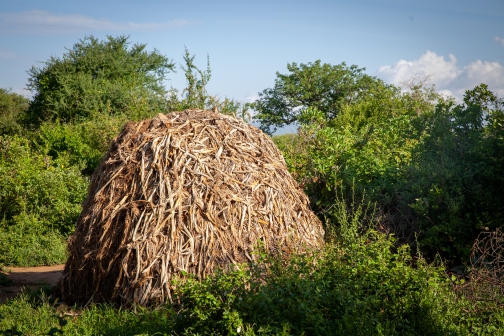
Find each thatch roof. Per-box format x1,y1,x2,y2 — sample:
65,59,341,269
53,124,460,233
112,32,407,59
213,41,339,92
59,109,324,306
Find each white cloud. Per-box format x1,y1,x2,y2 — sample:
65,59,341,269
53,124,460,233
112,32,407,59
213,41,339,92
0,10,193,34
461,60,503,86
378,50,461,88
495,36,504,46
378,51,504,100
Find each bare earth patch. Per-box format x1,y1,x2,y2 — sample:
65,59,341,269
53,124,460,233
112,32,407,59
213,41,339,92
0,265,64,304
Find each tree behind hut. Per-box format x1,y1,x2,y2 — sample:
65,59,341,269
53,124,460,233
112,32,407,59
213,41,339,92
25,35,175,126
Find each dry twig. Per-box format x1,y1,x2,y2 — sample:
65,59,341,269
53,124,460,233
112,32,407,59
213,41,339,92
454,228,504,309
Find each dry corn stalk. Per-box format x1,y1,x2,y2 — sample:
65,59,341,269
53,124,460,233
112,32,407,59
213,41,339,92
59,109,324,306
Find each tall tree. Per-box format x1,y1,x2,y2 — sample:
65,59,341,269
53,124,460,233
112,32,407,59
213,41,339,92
251,60,399,134
26,35,175,125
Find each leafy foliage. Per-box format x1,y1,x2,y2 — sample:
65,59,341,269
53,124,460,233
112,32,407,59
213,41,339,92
0,135,88,235
251,60,399,134
166,48,213,111
0,88,29,136
403,84,504,259
3,230,503,334
35,115,129,175
271,76,504,261
167,197,504,335
0,135,88,265
25,35,175,125
0,218,68,266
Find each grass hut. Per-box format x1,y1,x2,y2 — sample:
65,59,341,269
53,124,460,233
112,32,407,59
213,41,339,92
59,109,324,306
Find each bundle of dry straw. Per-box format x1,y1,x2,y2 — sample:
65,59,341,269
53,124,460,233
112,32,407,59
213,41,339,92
59,109,324,306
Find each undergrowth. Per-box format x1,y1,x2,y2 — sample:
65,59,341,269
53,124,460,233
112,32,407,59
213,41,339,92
0,135,87,266
1,194,503,334
1,229,503,335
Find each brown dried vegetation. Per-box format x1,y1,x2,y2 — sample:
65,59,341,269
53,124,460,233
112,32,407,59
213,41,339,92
59,109,324,306
454,229,504,309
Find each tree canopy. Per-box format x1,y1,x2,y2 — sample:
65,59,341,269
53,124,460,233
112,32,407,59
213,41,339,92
251,60,399,134
26,35,175,125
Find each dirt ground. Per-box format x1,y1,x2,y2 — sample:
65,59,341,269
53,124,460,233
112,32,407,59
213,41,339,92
0,265,64,304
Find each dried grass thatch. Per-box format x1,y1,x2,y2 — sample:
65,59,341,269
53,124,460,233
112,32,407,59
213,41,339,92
59,109,324,306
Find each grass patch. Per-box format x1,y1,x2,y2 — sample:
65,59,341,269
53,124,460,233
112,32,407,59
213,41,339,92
0,292,176,336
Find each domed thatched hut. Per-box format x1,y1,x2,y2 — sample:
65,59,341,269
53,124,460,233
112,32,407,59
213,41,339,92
59,109,324,306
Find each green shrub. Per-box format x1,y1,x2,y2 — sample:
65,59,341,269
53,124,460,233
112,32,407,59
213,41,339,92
272,133,310,184
1,231,503,334
0,135,88,236
272,83,504,262
0,214,67,266
171,231,503,335
35,114,129,175
0,135,88,265
285,106,419,233
403,85,504,260
172,191,502,335
25,35,174,126
0,88,28,136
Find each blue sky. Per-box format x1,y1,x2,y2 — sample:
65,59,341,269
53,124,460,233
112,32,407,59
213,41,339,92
1,0,503,119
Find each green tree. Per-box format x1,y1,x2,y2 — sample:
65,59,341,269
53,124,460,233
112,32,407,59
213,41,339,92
404,84,504,259
25,35,175,125
0,88,29,136
251,60,399,134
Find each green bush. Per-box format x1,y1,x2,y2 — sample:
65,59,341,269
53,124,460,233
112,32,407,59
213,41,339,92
0,88,29,136
1,232,503,334
171,231,503,335
35,114,130,175
272,81,504,262
0,135,88,235
0,213,67,266
0,135,88,265
278,105,420,237
25,35,174,126
403,85,504,260
171,193,502,335
272,133,310,184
